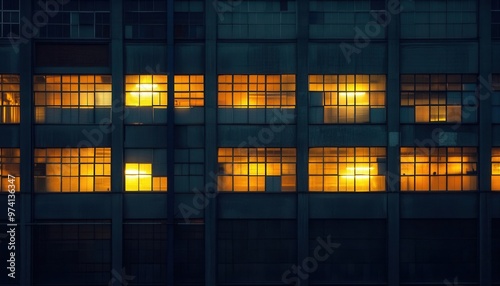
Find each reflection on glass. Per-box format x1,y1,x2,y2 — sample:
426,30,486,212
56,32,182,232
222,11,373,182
218,75,296,108
218,148,296,192
0,75,20,123
309,147,386,192
309,74,386,123
401,147,477,191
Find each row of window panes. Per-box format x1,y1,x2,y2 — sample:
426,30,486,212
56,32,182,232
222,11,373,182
6,0,500,40
218,75,296,108
310,75,386,123
218,148,297,192
3,147,500,192
2,74,500,124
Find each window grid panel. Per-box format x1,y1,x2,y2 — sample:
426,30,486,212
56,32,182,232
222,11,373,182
400,147,478,191
125,75,168,107
124,0,167,39
493,148,500,191
35,0,110,39
309,147,387,192
400,74,477,123
218,148,296,192
174,0,205,39
494,0,500,38
218,74,296,108
492,75,500,123
124,149,167,192
174,148,205,193
174,75,204,107
401,0,477,39
34,148,111,192
33,222,111,285
34,75,112,124
309,74,386,124
0,74,20,123
123,222,168,284
217,0,296,39
309,0,386,39
0,0,20,38
0,148,20,192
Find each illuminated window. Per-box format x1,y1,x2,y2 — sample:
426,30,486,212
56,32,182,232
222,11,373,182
34,148,111,192
0,0,19,38
34,75,112,124
218,148,296,192
309,147,386,192
493,148,500,191
35,0,110,38
125,149,167,192
309,75,386,123
492,75,500,123
218,75,295,108
125,75,167,124
174,75,204,107
401,147,477,191
401,74,477,123
0,148,20,192
0,74,20,123
125,75,167,106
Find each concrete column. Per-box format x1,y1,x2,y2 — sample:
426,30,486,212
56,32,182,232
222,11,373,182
478,0,492,285
386,0,401,285
296,0,309,285
205,2,218,286
19,0,33,284
110,0,124,284
166,0,175,285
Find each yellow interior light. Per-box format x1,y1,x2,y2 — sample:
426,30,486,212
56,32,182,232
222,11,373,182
339,92,366,96
136,83,158,89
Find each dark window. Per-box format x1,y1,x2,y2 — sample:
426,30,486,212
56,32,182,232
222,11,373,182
35,0,110,38
175,222,205,284
309,219,386,283
124,0,166,39
401,219,478,284
175,0,205,39
218,220,297,283
217,0,296,39
33,221,112,285
493,0,500,38
123,221,167,284
0,0,20,38
309,0,386,39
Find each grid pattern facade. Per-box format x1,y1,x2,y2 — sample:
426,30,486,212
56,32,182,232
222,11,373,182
0,1,499,286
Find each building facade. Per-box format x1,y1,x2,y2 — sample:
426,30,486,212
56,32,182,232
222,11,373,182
0,0,500,285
